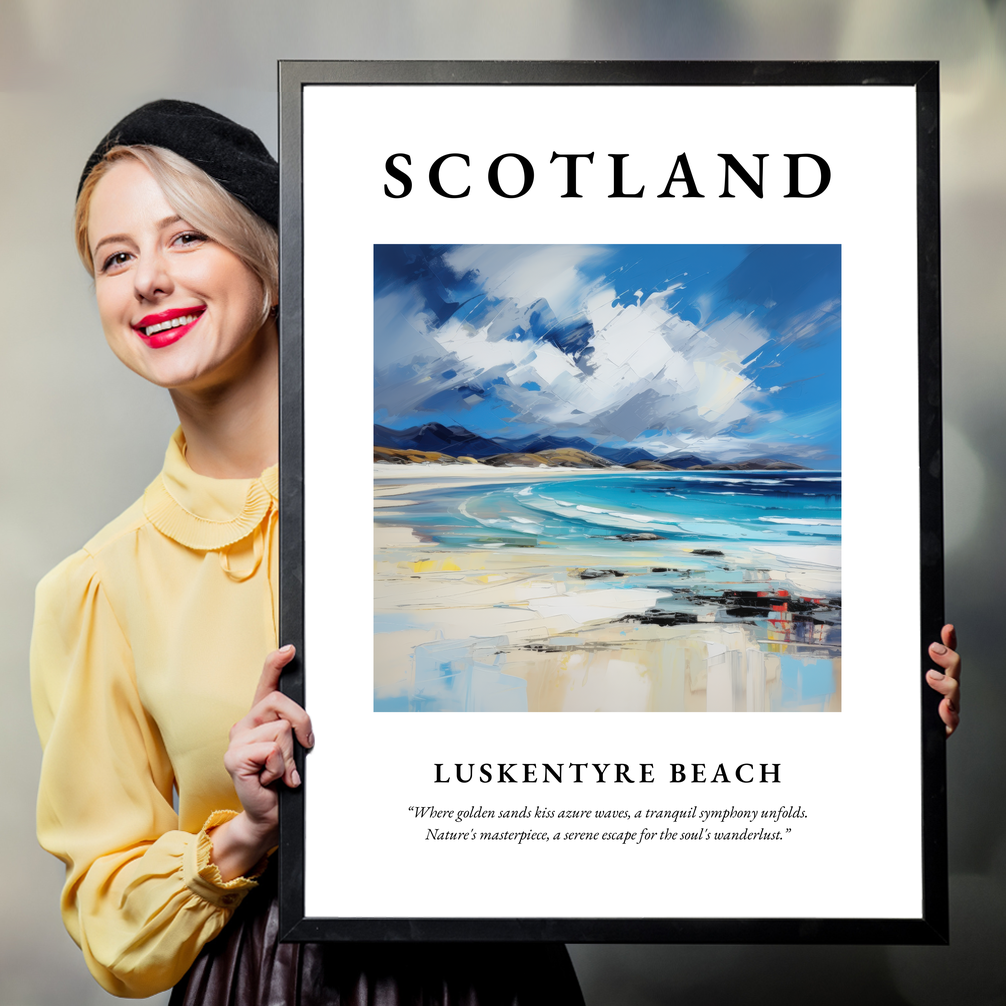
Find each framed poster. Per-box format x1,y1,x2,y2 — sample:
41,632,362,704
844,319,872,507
277,61,946,943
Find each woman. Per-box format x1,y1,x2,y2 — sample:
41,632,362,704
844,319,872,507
31,100,586,1003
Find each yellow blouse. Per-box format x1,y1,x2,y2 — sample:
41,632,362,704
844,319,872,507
31,428,279,998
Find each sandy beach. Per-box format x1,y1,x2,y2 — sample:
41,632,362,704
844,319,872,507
374,467,841,713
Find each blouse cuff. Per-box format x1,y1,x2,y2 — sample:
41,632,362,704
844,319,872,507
183,810,269,909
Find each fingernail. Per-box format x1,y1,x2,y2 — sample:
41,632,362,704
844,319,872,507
927,670,944,679
306,732,315,748
931,643,947,654
280,644,295,654
292,768,301,787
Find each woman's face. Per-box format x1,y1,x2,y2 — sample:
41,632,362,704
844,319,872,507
87,158,270,392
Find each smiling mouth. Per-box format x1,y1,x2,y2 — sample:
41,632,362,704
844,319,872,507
142,313,199,337
134,307,206,338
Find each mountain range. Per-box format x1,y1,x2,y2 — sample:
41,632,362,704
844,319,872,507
374,423,809,470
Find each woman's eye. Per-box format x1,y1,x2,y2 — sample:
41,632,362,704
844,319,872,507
101,251,132,273
173,231,208,248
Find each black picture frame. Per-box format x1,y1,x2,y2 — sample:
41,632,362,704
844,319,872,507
277,60,945,944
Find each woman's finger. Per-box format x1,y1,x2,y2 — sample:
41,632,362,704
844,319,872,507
233,719,300,788
928,641,961,682
928,624,961,737
224,739,287,787
244,690,313,749
252,644,296,707
939,697,961,737
926,668,960,737
256,742,287,787
941,623,957,653
925,669,959,704
231,690,313,750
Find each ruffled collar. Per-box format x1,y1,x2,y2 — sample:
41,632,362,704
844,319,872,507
143,428,278,551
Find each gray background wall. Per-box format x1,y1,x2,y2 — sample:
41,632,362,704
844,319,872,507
1,2,1003,1003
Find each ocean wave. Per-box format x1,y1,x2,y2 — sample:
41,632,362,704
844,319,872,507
675,521,779,540
759,517,842,526
458,499,541,535
675,476,788,485
531,499,684,530
529,492,576,507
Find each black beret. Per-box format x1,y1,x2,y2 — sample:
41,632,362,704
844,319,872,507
78,99,278,228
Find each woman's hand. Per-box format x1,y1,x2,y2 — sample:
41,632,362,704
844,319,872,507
209,645,314,881
926,624,961,737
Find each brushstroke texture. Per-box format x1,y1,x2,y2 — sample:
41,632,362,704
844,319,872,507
373,245,841,713
374,244,841,465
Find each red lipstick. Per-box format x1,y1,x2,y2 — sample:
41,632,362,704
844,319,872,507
132,306,206,349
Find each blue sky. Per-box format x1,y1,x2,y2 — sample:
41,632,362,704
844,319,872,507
374,244,841,464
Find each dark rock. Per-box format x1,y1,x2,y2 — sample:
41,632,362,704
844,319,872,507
619,609,699,627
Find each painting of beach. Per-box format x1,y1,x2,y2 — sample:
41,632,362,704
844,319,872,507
374,244,841,712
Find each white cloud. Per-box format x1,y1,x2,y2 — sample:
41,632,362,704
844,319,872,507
377,246,784,442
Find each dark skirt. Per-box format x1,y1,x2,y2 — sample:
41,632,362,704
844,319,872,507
169,869,585,1006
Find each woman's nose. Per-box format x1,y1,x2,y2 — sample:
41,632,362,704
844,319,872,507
133,249,173,302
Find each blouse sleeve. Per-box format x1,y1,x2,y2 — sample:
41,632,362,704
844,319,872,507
31,549,262,998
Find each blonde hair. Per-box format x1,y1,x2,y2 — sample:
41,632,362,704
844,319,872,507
75,145,278,322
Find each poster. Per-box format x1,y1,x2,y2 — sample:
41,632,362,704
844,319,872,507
279,62,945,942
